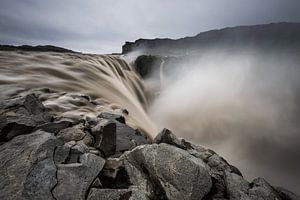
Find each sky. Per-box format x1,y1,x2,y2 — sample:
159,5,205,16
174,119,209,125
1,0,300,53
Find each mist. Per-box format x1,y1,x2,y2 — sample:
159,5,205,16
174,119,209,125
147,49,300,192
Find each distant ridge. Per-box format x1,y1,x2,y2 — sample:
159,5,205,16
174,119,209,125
122,22,300,55
0,44,75,53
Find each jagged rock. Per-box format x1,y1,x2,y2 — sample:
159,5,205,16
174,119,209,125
248,178,281,199
225,172,284,200
121,143,212,200
53,153,105,200
57,125,86,142
35,120,72,134
82,132,95,146
154,128,192,150
99,158,131,189
0,94,52,141
115,120,149,154
225,171,250,200
0,130,62,200
133,55,163,78
54,143,71,164
87,188,149,200
91,178,102,188
98,111,126,124
92,119,117,156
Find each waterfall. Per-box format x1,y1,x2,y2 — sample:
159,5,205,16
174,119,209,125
0,50,157,138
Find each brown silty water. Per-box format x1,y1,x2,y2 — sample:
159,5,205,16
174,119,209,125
0,51,157,138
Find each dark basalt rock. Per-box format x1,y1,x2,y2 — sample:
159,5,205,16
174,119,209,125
0,94,52,142
0,130,62,200
53,153,105,200
122,23,300,55
134,55,163,78
92,119,117,157
98,112,126,124
120,143,212,200
0,91,299,200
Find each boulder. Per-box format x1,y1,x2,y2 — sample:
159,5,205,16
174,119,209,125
92,119,117,156
121,143,212,200
53,153,105,200
35,120,72,134
57,125,86,142
98,112,125,124
0,94,52,141
115,120,149,154
0,130,62,200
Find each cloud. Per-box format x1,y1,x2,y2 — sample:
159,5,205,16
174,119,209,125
0,0,300,53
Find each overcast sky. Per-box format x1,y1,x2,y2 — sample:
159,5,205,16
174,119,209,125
1,0,300,53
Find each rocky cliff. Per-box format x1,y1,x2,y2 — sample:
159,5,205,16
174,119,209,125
122,22,300,56
1,88,299,200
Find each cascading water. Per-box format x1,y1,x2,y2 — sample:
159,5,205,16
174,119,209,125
0,50,157,138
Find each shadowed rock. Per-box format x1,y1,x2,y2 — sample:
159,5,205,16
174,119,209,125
0,94,52,142
53,153,105,200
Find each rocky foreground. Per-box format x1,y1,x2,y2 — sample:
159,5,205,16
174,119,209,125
1,90,299,200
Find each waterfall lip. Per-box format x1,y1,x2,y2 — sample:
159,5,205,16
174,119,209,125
0,50,158,139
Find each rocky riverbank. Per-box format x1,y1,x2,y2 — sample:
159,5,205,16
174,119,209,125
1,88,299,200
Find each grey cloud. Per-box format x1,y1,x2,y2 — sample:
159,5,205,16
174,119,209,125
1,0,300,52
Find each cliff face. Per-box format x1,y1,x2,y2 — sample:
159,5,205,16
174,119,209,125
122,22,300,56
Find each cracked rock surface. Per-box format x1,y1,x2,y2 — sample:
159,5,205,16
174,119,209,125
0,91,299,200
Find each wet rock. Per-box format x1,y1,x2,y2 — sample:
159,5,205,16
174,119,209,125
92,119,117,156
57,125,86,142
53,153,105,200
87,188,149,200
0,94,52,141
0,130,62,200
98,111,126,124
115,121,149,153
121,143,212,200
35,120,72,134
154,128,192,150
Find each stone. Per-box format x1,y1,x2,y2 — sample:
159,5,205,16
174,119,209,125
98,111,126,124
121,143,212,200
154,128,192,150
35,120,72,134
0,130,62,200
57,125,86,142
225,171,251,200
0,94,52,141
92,119,116,156
115,121,149,153
53,153,106,200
